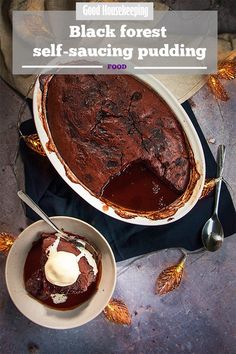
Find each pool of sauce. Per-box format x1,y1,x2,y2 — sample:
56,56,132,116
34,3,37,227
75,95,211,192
101,160,180,212
24,238,102,310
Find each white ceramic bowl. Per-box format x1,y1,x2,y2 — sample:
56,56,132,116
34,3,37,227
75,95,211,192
33,74,205,225
5,216,116,329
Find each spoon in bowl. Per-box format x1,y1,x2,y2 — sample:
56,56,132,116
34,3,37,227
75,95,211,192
201,145,226,252
17,190,97,255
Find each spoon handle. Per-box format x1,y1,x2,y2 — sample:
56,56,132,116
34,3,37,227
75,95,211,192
214,145,226,214
17,190,63,235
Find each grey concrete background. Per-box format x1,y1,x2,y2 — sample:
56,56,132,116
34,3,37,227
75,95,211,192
0,75,235,354
161,0,236,33
0,1,236,353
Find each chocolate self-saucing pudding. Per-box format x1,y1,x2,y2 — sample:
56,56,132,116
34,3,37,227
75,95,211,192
24,232,101,310
40,74,200,219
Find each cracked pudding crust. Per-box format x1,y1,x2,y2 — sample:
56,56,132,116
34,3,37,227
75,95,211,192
40,74,200,220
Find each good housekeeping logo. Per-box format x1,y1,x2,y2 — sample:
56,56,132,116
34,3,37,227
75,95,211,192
76,2,153,21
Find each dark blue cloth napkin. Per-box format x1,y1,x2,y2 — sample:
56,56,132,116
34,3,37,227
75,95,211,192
20,101,236,261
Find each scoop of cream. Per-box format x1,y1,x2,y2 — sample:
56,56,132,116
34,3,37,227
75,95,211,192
45,251,80,287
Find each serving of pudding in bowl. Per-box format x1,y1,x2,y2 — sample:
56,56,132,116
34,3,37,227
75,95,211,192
34,74,205,225
24,231,102,310
5,217,116,329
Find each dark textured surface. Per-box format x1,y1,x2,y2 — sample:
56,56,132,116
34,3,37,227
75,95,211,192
1,0,236,346
161,0,236,33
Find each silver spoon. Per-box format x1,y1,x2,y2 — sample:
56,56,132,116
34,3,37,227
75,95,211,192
17,190,97,253
201,145,226,252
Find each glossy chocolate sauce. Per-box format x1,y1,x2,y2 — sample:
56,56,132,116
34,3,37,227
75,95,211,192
24,237,102,310
101,160,180,212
